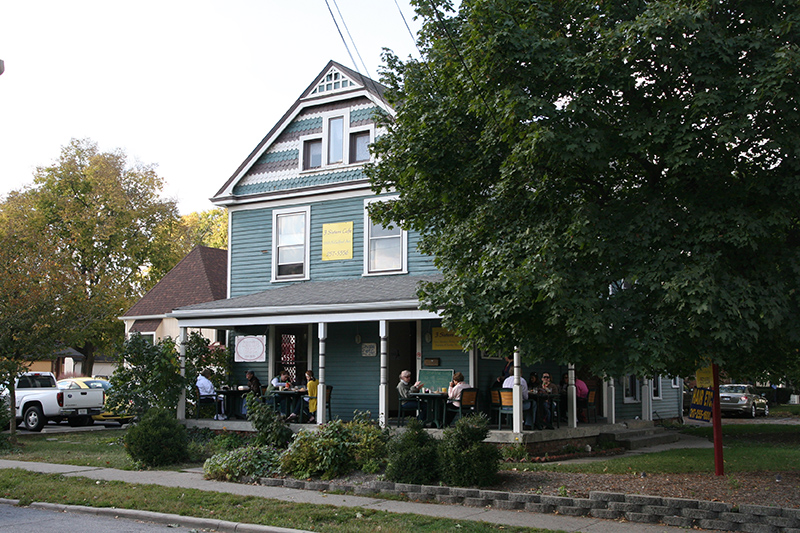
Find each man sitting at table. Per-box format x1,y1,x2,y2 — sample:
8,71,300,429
502,374,537,430
397,370,426,422
197,369,224,420
267,370,292,416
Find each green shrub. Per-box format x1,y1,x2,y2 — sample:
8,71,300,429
500,441,529,462
213,429,249,451
0,397,11,450
186,426,217,463
438,414,500,487
385,419,440,485
280,419,357,480
204,445,282,481
124,408,189,467
347,411,390,474
245,394,293,448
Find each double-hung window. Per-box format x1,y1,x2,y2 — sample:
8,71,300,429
300,110,374,171
272,206,310,281
364,198,406,275
623,374,640,403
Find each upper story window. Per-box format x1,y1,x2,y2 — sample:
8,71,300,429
300,109,374,171
364,198,407,275
309,67,358,96
272,206,311,281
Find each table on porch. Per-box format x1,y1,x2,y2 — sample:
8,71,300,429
274,389,305,418
216,389,249,419
530,392,559,428
410,391,448,428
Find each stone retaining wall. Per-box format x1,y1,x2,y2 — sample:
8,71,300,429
258,477,800,532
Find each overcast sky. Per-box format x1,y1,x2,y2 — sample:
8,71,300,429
0,1,426,214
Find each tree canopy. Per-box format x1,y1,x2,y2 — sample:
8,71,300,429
4,139,185,376
368,0,800,381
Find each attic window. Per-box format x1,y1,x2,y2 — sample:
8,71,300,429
310,68,357,95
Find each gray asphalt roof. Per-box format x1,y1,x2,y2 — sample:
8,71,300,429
174,274,443,314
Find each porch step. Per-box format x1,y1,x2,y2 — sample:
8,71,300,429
600,426,680,450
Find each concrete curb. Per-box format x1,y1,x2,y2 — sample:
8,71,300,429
0,499,311,533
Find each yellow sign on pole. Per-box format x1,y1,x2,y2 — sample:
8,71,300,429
321,221,353,261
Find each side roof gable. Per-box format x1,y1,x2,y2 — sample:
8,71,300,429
122,246,228,318
212,60,392,204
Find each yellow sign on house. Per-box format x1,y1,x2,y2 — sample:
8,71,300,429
431,327,464,351
695,365,714,389
321,221,353,261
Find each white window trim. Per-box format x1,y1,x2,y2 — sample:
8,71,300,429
298,109,375,172
271,205,311,283
363,197,407,276
623,374,641,404
671,376,681,388
651,375,663,400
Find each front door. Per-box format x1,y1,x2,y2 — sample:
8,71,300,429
274,326,308,384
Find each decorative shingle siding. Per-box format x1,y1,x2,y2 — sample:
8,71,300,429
233,97,381,198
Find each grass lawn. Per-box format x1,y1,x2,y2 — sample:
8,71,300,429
770,404,800,417
502,424,800,475
0,470,557,533
0,431,559,533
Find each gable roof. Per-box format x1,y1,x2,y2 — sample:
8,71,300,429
211,60,391,205
122,246,227,318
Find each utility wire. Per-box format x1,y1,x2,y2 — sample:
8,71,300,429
331,0,370,77
324,0,360,74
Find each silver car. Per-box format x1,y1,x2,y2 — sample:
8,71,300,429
718,384,769,418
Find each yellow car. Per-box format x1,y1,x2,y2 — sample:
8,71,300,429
57,377,135,425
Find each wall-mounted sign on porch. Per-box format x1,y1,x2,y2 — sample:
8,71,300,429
235,335,267,363
431,327,464,351
321,221,353,261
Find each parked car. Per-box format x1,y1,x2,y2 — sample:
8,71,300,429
57,377,134,426
3,372,104,431
718,384,769,418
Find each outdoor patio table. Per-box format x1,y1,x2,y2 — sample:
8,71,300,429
215,389,249,419
530,392,559,428
410,391,448,428
274,389,305,418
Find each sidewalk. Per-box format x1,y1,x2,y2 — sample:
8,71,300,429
0,458,690,533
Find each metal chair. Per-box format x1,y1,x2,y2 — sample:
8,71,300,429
398,393,420,426
325,385,333,421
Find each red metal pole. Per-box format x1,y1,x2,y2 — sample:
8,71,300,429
712,363,724,476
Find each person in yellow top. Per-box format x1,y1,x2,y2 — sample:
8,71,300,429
286,369,319,423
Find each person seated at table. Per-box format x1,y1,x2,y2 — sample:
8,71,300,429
397,370,426,422
445,372,470,426
502,374,536,430
538,372,560,429
287,370,319,423
241,370,263,416
575,376,589,423
267,370,292,416
196,369,224,419
528,372,540,393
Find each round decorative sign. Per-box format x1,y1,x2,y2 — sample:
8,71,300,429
235,335,266,362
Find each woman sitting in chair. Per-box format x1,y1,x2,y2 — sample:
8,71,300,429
445,372,469,425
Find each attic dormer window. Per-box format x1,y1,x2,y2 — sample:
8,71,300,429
299,109,374,172
310,68,358,96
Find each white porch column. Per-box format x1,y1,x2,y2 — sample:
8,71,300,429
606,378,616,424
641,380,652,421
512,348,522,433
177,327,187,420
379,321,389,428
568,364,577,428
317,323,327,424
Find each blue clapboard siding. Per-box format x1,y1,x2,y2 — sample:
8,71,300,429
317,321,382,420
229,196,438,297
614,377,682,420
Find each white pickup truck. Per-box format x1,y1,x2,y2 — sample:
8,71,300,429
8,372,105,432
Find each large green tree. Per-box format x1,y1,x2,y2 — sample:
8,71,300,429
0,191,74,441
368,0,800,381
26,138,184,376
